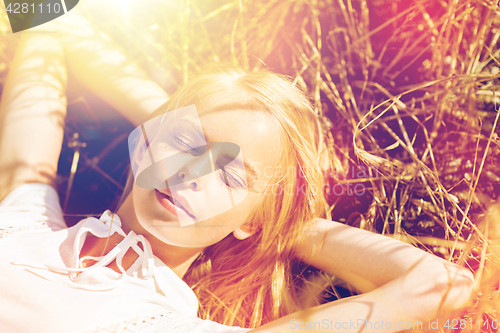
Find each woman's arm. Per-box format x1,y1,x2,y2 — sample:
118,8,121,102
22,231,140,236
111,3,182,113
0,32,67,201
295,219,474,297
56,7,169,126
249,219,473,332
0,8,169,201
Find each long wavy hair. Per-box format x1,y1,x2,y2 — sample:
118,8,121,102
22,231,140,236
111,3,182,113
120,66,331,328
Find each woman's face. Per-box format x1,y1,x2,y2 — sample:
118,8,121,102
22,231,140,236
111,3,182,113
131,108,282,248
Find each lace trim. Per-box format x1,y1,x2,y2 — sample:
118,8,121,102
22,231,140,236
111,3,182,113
0,208,50,239
0,221,49,239
79,312,183,333
78,311,251,333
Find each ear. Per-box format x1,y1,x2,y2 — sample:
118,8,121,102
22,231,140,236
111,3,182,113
233,222,259,240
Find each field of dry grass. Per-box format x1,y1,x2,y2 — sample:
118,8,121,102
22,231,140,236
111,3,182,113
1,0,499,331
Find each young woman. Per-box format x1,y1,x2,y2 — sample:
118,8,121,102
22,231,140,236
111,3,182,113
0,8,474,333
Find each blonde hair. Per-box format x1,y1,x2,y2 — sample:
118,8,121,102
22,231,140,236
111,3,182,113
120,66,331,328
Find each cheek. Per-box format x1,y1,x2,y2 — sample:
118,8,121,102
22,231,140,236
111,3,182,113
132,187,153,221
133,186,150,210
224,191,261,222
188,174,247,218
194,188,260,229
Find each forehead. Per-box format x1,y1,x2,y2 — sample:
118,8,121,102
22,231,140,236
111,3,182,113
198,109,282,183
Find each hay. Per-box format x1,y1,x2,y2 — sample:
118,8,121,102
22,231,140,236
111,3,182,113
1,0,499,329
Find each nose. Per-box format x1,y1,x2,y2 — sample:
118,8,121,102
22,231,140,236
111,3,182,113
175,149,213,191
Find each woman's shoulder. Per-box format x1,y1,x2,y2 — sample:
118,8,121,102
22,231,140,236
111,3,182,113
0,183,66,239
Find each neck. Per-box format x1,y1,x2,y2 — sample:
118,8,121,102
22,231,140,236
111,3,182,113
116,192,203,278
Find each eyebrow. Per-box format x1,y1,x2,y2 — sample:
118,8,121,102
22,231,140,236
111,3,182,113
203,133,259,189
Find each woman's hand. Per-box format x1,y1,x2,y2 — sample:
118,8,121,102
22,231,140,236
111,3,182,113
294,218,474,296
250,219,474,332
55,7,169,126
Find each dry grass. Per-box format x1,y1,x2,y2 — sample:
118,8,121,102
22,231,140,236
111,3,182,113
1,0,499,331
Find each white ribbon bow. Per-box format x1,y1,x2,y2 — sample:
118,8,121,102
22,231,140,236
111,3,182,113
12,210,156,291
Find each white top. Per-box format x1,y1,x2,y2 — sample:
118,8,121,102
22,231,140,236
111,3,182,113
0,183,251,333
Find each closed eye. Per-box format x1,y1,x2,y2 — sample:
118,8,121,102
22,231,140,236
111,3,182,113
173,135,199,155
219,168,246,190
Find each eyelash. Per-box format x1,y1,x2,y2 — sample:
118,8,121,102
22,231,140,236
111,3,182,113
169,136,246,190
175,136,198,154
218,168,245,190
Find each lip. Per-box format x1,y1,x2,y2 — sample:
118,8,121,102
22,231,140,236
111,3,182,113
155,189,195,219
